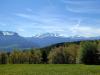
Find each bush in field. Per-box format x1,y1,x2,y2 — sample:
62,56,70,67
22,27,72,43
78,42,98,64
48,47,70,64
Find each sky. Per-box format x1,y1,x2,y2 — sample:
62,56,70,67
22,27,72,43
0,0,100,37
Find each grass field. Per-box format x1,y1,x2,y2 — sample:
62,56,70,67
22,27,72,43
0,64,100,75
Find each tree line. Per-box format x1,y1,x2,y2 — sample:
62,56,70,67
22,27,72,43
0,40,100,64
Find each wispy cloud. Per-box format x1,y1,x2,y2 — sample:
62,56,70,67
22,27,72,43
16,13,32,19
1,0,100,37
63,0,100,13
70,20,100,37
15,12,70,26
15,11,100,37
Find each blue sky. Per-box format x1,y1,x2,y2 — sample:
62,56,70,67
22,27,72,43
0,0,100,37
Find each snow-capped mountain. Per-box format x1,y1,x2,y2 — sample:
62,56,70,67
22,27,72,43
27,33,100,48
0,31,36,51
33,33,64,38
30,33,68,47
0,31,100,51
0,31,18,36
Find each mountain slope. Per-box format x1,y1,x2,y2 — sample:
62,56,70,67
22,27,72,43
30,33,100,48
0,31,100,51
0,31,36,51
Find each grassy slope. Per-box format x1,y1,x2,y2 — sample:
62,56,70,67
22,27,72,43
0,64,100,75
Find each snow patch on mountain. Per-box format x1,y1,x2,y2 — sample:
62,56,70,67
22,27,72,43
0,31,18,36
33,33,65,38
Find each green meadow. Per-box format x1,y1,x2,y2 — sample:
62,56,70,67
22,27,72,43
0,64,100,75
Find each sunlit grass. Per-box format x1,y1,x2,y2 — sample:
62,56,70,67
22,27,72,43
0,64,100,75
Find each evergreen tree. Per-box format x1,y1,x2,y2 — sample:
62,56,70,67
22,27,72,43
41,50,48,63
78,42,98,64
0,52,7,64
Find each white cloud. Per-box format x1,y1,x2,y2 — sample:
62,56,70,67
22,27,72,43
70,21,100,37
16,13,31,18
64,0,100,13
15,13,100,37
14,4,100,37
15,13,71,27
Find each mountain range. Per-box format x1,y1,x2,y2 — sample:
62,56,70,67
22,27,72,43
0,31,100,51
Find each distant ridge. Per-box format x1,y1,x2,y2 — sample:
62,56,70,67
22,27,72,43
0,31,100,51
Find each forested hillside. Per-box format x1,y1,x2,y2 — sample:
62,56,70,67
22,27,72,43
0,40,100,64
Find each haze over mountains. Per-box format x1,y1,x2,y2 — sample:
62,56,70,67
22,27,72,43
0,31,100,51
